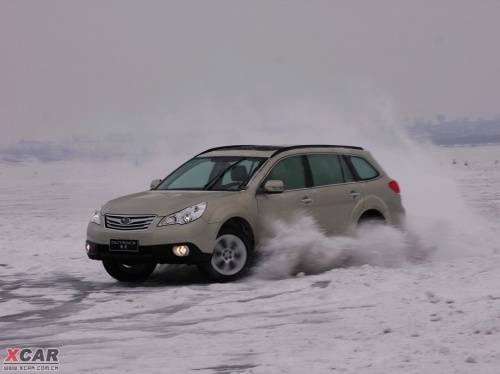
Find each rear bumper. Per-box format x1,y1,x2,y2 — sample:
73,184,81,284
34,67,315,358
392,207,406,229
86,240,212,264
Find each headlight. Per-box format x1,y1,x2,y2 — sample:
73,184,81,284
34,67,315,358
158,202,207,226
91,208,101,225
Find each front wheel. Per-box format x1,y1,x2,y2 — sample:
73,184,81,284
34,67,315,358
102,261,157,282
197,228,251,282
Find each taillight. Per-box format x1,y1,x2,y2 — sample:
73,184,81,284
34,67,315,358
389,180,400,193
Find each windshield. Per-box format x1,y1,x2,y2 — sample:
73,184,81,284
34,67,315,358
156,157,266,191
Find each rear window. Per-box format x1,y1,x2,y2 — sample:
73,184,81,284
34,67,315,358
349,156,379,180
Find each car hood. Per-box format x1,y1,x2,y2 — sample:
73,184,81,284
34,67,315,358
102,190,235,216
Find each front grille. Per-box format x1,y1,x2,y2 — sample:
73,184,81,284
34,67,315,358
105,214,156,231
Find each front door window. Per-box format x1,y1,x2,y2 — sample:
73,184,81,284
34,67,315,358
264,156,306,190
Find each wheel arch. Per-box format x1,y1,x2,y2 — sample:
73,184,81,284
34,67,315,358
219,217,255,250
357,209,386,224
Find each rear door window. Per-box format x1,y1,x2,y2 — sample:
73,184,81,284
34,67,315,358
340,156,355,182
308,154,357,186
308,154,344,186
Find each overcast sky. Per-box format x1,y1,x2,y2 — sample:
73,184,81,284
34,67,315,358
1,0,500,143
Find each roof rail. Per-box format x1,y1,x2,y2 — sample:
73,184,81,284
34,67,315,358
195,145,283,156
270,144,364,157
195,144,364,157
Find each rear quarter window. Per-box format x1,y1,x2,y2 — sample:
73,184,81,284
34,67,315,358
349,156,380,180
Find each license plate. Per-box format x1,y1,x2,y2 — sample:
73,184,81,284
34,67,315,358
109,239,139,252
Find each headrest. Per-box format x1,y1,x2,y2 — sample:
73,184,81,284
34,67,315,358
231,165,248,181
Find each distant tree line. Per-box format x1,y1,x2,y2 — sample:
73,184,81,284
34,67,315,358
0,136,141,163
407,114,500,146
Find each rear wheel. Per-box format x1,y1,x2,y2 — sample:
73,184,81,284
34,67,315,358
197,228,251,282
355,214,386,236
102,261,157,282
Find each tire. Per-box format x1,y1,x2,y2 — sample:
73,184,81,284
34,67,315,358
354,216,386,237
197,228,252,283
102,261,157,282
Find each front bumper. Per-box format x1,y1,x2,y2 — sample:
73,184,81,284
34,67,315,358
87,215,219,249
86,240,212,264
86,215,220,264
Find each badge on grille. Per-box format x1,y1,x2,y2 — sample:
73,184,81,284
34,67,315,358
120,217,131,224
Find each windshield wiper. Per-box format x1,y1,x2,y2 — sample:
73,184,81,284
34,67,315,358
203,159,246,191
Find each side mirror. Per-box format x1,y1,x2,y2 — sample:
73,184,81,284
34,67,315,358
263,180,284,193
150,179,162,189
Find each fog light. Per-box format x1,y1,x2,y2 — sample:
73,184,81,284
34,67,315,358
86,244,91,253
173,245,190,257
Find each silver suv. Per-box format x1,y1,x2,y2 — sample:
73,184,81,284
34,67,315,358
86,145,405,282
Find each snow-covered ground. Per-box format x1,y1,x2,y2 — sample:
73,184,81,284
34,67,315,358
1,145,499,373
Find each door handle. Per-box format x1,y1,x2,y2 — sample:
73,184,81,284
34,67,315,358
301,197,313,205
348,191,360,199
